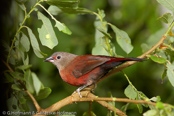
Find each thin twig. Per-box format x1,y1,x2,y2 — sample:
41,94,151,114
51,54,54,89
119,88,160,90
26,91,41,111
2,60,14,72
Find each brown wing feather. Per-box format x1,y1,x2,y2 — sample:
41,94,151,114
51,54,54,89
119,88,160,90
69,55,110,78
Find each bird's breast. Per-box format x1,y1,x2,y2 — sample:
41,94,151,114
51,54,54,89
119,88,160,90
59,66,106,87
59,69,87,86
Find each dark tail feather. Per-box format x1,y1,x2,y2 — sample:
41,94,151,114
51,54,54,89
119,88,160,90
105,57,145,68
126,57,146,61
107,57,145,63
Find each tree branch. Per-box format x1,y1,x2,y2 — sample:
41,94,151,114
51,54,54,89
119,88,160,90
34,91,126,116
34,91,172,116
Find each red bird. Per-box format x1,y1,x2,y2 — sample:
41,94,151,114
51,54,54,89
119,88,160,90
44,52,144,97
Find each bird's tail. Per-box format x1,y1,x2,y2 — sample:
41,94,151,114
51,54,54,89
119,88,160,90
125,57,145,61
107,57,145,63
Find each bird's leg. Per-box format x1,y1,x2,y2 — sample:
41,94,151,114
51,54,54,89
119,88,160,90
91,83,97,93
72,84,88,98
94,83,97,89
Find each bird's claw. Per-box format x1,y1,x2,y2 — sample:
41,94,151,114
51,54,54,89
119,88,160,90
72,84,89,98
72,89,82,98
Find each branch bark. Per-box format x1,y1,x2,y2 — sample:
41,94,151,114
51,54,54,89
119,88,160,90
34,91,127,116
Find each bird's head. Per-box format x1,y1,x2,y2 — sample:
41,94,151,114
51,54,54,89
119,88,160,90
44,52,77,70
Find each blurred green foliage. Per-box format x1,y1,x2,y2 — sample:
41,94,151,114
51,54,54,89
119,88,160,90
2,0,174,116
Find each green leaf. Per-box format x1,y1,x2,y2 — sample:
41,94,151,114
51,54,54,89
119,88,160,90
137,92,149,108
48,5,61,15
7,96,19,112
169,36,174,43
32,72,43,95
96,28,112,38
11,84,23,91
16,64,32,71
58,7,94,14
142,28,166,51
161,68,167,80
27,27,45,58
92,23,110,56
18,4,26,11
156,102,164,109
17,92,26,104
92,14,115,56
107,92,115,107
47,0,93,14
37,11,58,49
97,9,105,19
150,55,167,64
35,87,52,100
19,103,30,112
124,85,137,99
165,49,174,62
92,32,115,56
150,96,161,102
158,13,173,24
92,41,111,56
24,70,34,94
166,63,174,87
15,0,28,4
47,5,93,16
23,54,29,65
136,95,143,113
54,19,72,35
137,104,143,113
4,72,14,83
18,49,25,63
83,111,96,116
111,24,133,54
20,32,30,52
46,0,79,8
10,72,25,81
141,43,151,53
157,0,174,12
143,110,157,116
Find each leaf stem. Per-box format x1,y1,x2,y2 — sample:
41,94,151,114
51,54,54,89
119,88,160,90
92,12,103,23
163,43,174,51
37,4,54,19
122,71,148,100
122,71,137,91
164,20,174,37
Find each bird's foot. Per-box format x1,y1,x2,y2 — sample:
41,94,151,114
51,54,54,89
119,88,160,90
72,85,88,98
72,88,82,98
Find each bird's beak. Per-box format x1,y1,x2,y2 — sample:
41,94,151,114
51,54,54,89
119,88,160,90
44,57,54,63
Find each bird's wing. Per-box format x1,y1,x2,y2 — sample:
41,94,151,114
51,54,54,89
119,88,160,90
69,55,110,78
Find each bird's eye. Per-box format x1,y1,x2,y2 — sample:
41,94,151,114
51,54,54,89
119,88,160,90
57,56,61,59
